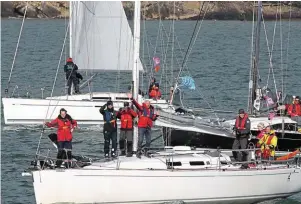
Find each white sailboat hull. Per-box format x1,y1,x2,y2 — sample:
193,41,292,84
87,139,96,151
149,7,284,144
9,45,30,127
2,92,172,125
32,166,301,204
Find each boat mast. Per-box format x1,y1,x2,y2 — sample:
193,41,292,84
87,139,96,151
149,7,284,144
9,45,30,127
132,0,141,152
248,1,262,115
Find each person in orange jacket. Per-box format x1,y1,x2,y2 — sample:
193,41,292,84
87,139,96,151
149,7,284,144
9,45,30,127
45,108,77,167
287,96,301,117
149,84,162,100
116,102,137,157
131,97,159,158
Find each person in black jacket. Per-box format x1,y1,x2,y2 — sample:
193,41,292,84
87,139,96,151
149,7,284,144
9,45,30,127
232,109,251,169
64,57,81,95
99,100,118,158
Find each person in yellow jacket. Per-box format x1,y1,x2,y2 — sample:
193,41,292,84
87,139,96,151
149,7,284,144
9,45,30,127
257,125,278,160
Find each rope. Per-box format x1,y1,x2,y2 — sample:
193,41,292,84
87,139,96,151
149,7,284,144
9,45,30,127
5,2,28,96
261,14,278,96
176,2,210,84
265,5,278,89
35,23,70,158
284,2,292,97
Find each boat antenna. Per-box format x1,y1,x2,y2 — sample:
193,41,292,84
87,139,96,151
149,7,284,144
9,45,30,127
248,1,262,115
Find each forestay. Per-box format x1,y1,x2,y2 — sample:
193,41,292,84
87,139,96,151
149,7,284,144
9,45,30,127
70,1,144,72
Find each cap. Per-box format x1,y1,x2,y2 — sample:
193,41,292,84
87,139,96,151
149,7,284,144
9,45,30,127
60,108,67,112
66,57,73,62
295,96,300,100
107,101,113,106
124,102,129,107
257,122,265,128
238,109,245,114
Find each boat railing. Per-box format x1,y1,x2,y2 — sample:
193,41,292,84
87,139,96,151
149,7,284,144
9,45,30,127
29,146,300,172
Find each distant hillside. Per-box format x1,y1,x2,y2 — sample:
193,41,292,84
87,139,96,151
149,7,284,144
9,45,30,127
2,1,301,20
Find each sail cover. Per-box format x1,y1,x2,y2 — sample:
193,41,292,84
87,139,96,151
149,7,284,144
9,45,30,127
70,1,143,72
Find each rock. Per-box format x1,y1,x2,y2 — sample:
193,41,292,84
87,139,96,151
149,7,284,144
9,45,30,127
1,2,16,17
15,3,38,18
41,3,61,18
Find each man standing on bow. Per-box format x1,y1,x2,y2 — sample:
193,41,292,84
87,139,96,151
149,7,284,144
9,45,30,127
232,109,251,169
99,101,118,159
117,102,137,157
45,108,77,168
64,57,81,95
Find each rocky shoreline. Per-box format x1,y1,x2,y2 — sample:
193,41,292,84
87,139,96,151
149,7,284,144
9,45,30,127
2,1,301,20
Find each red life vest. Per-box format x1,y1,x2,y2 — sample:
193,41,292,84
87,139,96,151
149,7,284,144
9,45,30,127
119,109,137,130
149,89,161,99
235,114,248,130
137,106,155,128
288,104,301,117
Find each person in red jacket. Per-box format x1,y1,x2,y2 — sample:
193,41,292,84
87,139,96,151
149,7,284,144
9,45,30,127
287,96,301,117
149,85,162,100
131,98,159,158
45,108,77,167
117,102,137,157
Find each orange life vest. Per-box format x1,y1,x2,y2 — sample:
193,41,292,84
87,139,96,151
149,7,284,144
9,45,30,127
235,114,248,130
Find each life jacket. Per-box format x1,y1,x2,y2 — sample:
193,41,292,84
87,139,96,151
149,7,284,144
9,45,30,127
258,131,277,158
119,109,137,130
137,106,155,128
103,110,117,131
46,114,77,142
235,114,248,130
149,89,161,99
288,104,301,117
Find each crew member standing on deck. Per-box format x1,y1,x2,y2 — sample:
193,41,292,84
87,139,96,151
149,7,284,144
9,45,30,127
99,101,118,159
117,102,137,157
232,109,251,169
130,96,159,158
45,108,77,168
64,57,81,95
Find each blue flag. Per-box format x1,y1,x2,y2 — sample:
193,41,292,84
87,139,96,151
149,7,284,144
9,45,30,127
178,76,195,90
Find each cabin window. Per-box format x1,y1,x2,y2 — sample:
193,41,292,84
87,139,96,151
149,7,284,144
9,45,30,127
116,97,130,100
167,161,182,166
91,97,111,100
189,161,205,166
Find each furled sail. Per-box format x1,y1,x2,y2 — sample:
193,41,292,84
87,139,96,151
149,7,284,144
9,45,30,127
70,1,143,72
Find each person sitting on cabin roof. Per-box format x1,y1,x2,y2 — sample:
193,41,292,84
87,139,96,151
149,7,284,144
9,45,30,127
257,125,278,160
149,82,162,100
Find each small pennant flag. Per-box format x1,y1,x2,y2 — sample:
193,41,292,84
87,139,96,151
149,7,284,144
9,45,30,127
153,56,160,72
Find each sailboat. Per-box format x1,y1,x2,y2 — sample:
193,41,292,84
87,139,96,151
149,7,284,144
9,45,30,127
221,1,301,150
166,1,301,151
1,1,172,125
22,2,301,204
